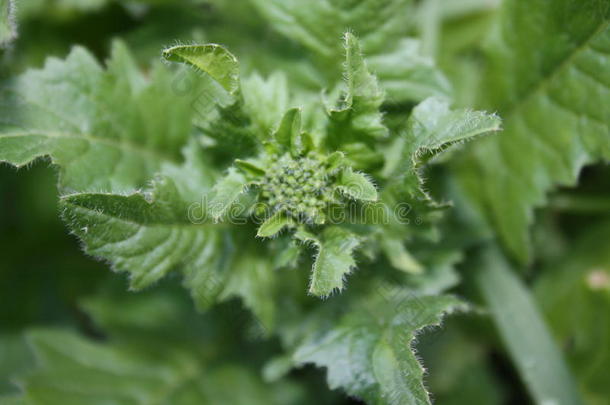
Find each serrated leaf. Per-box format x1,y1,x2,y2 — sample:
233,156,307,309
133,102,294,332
381,97,499,234
248,0,413,60
296,227,360,297
293,293,466,405
163,44,240,94
220,253,277,330
368,39,452,103
404,97,501,159
455,0,610,261
59,142,233,309
0,42,195,192
0,0,16,47
209,168,249,220
242,72,291,136
336,168,378,202
257,211,295,238
328,33,388,146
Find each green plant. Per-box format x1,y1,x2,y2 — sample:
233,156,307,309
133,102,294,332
1,1,609,404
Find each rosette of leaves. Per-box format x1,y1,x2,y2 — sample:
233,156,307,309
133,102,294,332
160,33,500,298
0,5,502,405
0,31,500,309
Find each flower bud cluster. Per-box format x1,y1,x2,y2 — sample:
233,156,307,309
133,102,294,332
260,153,334,222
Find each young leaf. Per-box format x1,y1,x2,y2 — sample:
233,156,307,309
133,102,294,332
162,44,240,94
235,159,266,177
0,42,195,192
381,96,500,233
257,211,295,238
296,227,360,297
336,168,378,202
380,237,423,274
209,168,250,220
455,0,610,261
328,33,388,146
404,97,502,160
273,107,303,156
293,293,467,405
242,72,291,136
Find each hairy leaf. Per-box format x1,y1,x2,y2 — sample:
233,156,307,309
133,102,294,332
404,97,501,159
0,42,194,193
257,211,295,238
293,293,466,405
336,168,378,201
296,227,360,297
59,141,235,308
248,0,412,59
327,33,387,147
163,44,240,94
272,107,303,156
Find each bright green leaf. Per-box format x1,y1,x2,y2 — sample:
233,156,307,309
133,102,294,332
257,211,295,238
273,107,302,156
59,143,233,309
380,237,423,274
296,227,360,297
163,44,240,94
242,72,291,136
328,33,388,146
336,168,378,202
404,97,501,159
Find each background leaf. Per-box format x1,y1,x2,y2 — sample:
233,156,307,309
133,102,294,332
0,42,197,192
455,0,610,261
0,0,16,47
535,222,610,405
475,246,583,405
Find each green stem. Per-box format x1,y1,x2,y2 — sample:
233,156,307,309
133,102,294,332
475,246,582,405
